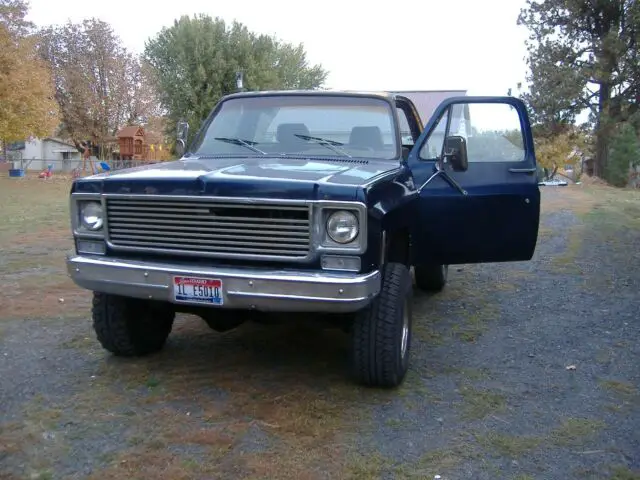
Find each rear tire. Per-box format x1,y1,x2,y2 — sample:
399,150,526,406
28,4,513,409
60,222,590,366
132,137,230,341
349,262,413,388
92,293,175,356
414,264,448,292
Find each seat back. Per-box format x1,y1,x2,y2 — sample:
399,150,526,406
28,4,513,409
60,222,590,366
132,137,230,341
276,123,310,147
349,126,384,150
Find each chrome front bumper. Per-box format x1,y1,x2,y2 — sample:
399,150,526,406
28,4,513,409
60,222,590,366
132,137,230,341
66,255,381,313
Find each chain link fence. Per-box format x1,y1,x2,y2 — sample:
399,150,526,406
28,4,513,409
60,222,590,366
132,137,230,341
0,157,172,179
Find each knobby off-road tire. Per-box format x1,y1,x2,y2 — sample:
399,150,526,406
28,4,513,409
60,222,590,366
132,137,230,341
92,293,175,356
414,264,448,292
350,262,413,388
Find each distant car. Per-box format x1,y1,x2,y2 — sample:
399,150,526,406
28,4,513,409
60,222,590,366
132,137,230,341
539,179,568,186
66,90,541,388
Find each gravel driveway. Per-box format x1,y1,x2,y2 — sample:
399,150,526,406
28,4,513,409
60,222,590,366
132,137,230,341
0,185,638,479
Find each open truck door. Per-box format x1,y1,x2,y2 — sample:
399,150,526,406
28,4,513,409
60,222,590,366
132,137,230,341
407,96,540,266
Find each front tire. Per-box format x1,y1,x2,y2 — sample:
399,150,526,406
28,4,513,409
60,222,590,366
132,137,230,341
414,264,448,292
349,262,413,388
92,293,175,356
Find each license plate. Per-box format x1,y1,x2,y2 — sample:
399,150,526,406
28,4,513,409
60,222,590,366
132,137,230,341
173,276,223,305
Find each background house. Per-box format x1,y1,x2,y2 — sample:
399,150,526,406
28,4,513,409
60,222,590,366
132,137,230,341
393,90,468,148
5,138,82,172
393,90,468,125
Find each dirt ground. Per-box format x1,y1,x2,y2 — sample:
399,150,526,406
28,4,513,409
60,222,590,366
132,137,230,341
0,176,638,480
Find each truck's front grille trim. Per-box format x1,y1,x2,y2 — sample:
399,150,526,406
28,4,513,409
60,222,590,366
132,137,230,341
105,197,312,261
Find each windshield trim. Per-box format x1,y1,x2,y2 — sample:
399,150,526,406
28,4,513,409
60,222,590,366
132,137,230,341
187,93,403,161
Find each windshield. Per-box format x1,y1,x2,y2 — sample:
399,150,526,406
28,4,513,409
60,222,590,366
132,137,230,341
190,94,399,160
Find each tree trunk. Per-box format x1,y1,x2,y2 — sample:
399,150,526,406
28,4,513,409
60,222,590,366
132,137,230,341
594,130,609,179
593,82,611,178
72,139,84,154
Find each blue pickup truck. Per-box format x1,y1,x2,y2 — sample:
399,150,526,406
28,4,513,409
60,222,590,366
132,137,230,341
67,90,540,388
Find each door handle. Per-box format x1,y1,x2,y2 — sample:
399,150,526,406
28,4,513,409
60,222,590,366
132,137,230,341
509,167,537,173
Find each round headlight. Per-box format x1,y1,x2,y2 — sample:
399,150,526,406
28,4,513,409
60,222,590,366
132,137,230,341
81,202,103,230
326,210,359,244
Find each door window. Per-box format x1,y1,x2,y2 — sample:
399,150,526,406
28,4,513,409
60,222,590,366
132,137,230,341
459,103,525,163
419,102,525,163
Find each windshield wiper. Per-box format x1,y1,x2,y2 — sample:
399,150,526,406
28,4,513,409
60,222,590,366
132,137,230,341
294,134,352,158
214,137,266,155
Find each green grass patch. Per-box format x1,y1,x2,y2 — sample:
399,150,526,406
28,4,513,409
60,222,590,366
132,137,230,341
544,185,640,276
345,452,396,479
458,386,506,420
384,417,406,428
0,177,71,244
60,333,95,351
549,224,584,274
599,379,640,412
473,431,541,457
599,379,639,397
413,322,444,344
549,418,605,447
145,376,161,389
451,301,500,343
415,443,481,476
442,366,492,381
610,465,640,480
580,187,640,237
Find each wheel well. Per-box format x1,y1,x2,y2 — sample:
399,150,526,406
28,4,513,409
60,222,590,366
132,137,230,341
384,228,410,266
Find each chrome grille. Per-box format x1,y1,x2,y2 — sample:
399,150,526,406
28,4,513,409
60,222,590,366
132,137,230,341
105,197,311,259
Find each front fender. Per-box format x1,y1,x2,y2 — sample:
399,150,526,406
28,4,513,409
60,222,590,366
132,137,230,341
358,166,419,271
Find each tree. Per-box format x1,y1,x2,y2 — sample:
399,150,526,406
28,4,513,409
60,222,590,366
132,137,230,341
0,0,59,149
518,0,639,180
0,0,31,36
38,18,161,156
534,127,591,179
144,15,328,143
606,119,640,186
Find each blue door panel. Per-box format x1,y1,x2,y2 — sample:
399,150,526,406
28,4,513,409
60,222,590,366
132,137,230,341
410,185,540,265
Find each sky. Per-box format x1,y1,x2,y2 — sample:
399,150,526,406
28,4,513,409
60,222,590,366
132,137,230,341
25,0,531,97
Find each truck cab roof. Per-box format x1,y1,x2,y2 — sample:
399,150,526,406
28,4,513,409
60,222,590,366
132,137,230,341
221,89,407,102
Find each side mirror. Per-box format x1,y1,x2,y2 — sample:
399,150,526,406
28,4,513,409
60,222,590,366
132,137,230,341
443,135,468,172
176,121,189,157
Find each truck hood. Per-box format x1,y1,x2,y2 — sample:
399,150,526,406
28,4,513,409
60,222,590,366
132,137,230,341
74,156,401,201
